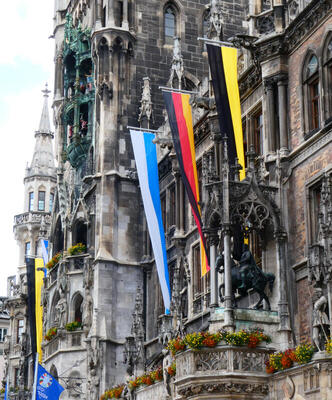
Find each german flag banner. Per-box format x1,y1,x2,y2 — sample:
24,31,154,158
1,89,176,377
163,91,210,276
206,44,245,181
26,258,44,362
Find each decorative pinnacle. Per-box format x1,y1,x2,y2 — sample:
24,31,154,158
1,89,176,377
42,83,51,98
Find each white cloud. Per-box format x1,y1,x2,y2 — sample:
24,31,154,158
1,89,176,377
0,1,54,71
0,2,55,295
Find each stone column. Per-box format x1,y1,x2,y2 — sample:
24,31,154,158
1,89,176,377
108,0,115,26
264,78,276,154
275,230,292,349
95,0,103,28
54,54,63,99
208,232,219,308
277,76,289,156
122,0,129,29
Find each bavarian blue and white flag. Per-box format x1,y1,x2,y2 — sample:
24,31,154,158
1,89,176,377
41,240,49,270
34,363,64,399
130,130,171,312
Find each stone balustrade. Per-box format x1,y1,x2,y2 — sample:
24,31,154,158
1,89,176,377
13,212,51,226
43,329,85,360
175,345,274,399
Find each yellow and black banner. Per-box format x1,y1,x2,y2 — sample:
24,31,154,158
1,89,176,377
207,44,245,181
26,258,44,362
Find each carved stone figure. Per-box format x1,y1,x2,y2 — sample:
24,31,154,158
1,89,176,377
208,0,223,40
89,367,100,400
162,348,173,397
82,287,93,329
312,287,330,351
56,291,67,328
138,77,153,124
169,37,184,89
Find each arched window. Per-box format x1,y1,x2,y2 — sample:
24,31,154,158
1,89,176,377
72,293,83,323
54,218,64,254
164,5,176,45
323,35,332,121
303,54,320,133
50,292,60,327
50,365,58,380
72,220,87,247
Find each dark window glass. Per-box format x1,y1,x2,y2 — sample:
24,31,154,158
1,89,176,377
309,79,320,130
38,191,45,211
193,244,202,295
165,6,175,44
169,185,176,227
253,111,263,155
161,194,167,229
310,184,321,243
29,192,34,211
306,55,318,79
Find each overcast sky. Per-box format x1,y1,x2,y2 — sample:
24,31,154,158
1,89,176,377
0,1,55,295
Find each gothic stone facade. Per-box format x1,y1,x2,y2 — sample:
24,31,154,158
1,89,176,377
3,0,332,399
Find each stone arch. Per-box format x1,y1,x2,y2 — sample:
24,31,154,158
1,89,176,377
50,364,58,380
53,216,64,254
163,1,180,44
70,291,83,323
50,291,60,327
322,30,332,121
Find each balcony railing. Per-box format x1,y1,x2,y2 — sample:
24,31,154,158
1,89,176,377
14,212,51,227
43,329,85,360
175,345,273,399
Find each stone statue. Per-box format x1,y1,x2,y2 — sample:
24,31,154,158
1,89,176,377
312,287,330,351
208,0,223,40
56,291,67,328
89,367,100,400
121,383,134,400
57,263,68,295
169,37,184,89
162,348,173,397
82,287,93,329
138,77,153,124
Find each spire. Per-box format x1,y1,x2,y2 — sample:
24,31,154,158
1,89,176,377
25,84,55,178
36,83,52,135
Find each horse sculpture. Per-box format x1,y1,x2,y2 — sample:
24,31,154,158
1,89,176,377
217,245,275,310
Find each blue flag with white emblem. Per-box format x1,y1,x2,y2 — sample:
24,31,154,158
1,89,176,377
35,363,64,399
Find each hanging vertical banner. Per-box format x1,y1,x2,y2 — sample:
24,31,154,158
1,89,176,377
206,43,245,181
41,240,49,273
162,91,210,276
130,130,171,313
26,258,44,362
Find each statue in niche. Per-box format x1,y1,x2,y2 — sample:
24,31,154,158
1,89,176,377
82,287,93,329
88,367,100,400
169,37,184,89
56,291,67,328
217,244,275,310
312,287,330,351
162,348,173,397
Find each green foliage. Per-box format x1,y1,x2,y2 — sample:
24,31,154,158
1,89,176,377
65,321,82,331
68,243,86,256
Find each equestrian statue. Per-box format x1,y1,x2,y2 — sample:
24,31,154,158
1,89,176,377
217,244,275,310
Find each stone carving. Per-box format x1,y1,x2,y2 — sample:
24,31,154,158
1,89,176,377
162,348,172,397
217,246,275,310
256,13,275,34
288,1,299,21
169,37,184,90
56,291,67,328
195,350,227,371
178,382,269,398
82,287,93,330
282,376,306,400
138,77,153,125
57,262,68,295
208,0,223,40
312,287,329,351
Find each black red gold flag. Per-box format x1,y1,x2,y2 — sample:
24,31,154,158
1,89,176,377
26,258,44,362
206,43,245,180
163,91,210,276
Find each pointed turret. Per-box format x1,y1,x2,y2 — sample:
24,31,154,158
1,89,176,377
27,84,55,178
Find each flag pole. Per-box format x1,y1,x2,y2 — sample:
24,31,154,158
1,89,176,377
32,353,39,400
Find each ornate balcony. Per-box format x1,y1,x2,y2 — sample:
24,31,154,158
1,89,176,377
43,329,85,361
174,345,274,399
13,212,51,227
